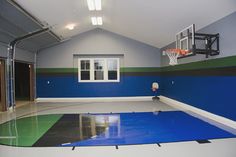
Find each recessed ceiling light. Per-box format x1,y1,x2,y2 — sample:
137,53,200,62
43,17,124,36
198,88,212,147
65,24,76,30
87,0,101,11
91,17,103,25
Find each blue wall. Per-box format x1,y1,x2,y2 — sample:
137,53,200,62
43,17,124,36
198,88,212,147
37,75,161,97
161,75,236,121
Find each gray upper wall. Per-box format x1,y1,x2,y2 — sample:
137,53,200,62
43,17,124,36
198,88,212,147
0,43,35,63
37,28,161,68
161,11,236,66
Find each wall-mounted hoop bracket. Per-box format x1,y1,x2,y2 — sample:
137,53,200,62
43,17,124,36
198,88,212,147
193,32,220,58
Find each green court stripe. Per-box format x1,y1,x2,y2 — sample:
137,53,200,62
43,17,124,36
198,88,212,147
0,114,63,147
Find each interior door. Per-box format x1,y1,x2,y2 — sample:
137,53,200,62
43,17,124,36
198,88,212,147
0,59,6,111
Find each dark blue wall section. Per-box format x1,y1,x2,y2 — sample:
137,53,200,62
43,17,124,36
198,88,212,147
37,75,161,97
161,76,236,121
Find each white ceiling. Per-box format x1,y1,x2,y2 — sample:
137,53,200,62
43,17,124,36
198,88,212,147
14,0,236,48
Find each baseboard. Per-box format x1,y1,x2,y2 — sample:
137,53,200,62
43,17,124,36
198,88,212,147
36,96,153,103
159,95,236,130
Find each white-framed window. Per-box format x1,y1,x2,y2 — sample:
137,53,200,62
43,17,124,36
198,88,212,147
78,58,120,82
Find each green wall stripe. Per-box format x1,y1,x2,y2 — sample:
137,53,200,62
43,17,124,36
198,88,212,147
37,68,75,73
122,72,161,76
162,55,236,72
120,67,161,72
162,66,236,76
36,55,236,75
37,67,161,74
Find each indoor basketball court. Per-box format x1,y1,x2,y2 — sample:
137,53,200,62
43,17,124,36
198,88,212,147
0,0,236,157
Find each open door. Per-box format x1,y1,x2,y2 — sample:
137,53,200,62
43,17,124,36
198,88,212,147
15,62,35,107
0,59,6,111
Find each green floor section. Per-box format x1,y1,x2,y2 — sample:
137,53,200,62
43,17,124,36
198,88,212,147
0,114,63,147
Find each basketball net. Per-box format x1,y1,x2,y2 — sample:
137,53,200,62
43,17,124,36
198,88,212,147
163,49,189,65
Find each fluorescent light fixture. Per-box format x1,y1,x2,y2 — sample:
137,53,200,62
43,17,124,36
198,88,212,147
87,0,101,11
87,0,95,11
97,17,103,25
65,24,76,30
91,17,103,25
94,0,101,10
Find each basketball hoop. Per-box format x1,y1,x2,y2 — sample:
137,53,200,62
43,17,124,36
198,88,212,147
151,82,159,101
163,49,189,65
152,82,159,92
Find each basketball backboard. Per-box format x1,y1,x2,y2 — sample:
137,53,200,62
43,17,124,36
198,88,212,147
176,24,195,58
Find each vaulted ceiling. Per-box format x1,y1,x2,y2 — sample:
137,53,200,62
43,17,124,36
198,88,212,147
1,0,236,51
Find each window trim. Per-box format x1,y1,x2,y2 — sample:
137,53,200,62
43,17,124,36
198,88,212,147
78,58,120,83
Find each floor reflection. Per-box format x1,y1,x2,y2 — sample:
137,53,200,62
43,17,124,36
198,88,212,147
80,114,120,140
33,114,121,147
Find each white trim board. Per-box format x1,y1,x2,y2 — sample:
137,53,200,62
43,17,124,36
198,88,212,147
159,95,236,130
36,96,153,103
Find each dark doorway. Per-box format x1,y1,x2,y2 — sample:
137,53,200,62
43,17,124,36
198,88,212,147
15,62,31,102
0,59,6,111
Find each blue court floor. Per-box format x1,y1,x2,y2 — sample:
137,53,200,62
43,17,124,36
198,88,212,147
64,111,236,147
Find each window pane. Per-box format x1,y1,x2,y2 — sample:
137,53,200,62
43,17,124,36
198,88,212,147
108,71,117,80
94,60,104,70
108,59,117,70
94,71,104,80
86,62,90,69
79,58,119,82
81,60,90,70
81,71,90,80
81,61,85,70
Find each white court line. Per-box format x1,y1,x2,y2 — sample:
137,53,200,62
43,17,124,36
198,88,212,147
61,142,71,146
0,136,17,139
